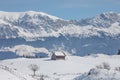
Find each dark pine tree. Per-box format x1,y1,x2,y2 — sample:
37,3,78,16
117,49,120,55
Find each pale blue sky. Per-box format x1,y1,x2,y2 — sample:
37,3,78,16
0,0,120,20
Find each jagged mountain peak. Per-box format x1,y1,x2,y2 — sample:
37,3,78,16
0,11,68,40
95,12,120,21
0,11,120,40
99,12,118,16
78,12,120,27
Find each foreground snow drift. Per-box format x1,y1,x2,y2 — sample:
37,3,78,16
74,68,120,80
0,68,20,80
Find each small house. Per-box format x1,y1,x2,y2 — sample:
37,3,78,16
51,51,66,60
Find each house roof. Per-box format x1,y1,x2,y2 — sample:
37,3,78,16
54,51,66,56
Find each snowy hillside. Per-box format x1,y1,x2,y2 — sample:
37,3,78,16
0,11,68,40
0,68,20,80
0,11,120,40
0,45,50,59
0,11,120,57
0,54,120,80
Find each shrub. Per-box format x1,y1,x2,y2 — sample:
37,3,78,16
40,75,44,80
96,62,110,70
88,68,99,75
102,62,111,70
115,67,120,72
96,64,103,69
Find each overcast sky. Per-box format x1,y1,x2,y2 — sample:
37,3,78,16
0,0,120,20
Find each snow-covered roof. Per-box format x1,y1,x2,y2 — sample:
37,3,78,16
54,51,65,56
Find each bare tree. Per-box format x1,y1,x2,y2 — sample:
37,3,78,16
40,75,44,80
29,64,39,76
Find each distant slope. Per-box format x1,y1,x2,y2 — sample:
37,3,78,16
0,11,120,40
0,11,120,59
0,45,50,59
0,11,69,40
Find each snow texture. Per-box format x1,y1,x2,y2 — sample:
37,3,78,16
0,54,120,80
0,11,120,40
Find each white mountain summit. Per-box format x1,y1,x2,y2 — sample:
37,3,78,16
0,11,120,40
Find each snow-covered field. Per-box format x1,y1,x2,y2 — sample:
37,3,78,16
0,54,120,80
0,69,20,80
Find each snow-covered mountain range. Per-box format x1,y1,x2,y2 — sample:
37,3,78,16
0,11,120,59
0,11,120,39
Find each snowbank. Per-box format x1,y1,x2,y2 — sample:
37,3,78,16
0,45,50,57
74,68,120,80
